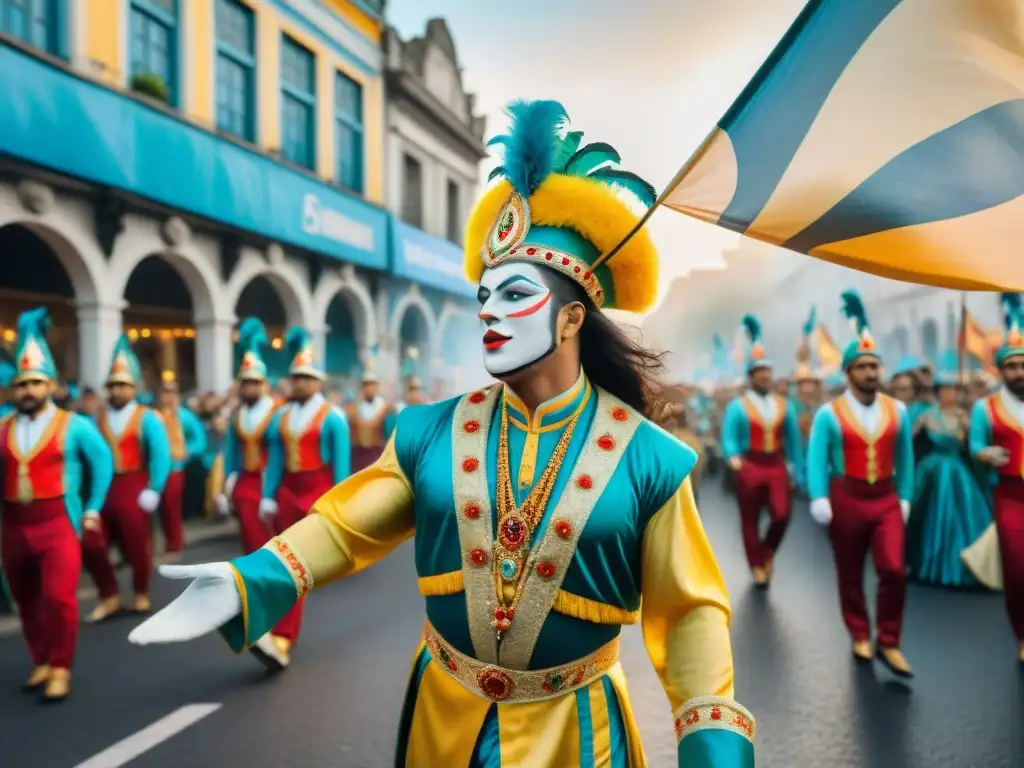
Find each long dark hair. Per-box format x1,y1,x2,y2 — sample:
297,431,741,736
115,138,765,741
547,273,668,415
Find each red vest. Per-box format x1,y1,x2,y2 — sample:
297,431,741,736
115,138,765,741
236,403,279,473
833,394,898,484
281,403,332,473
98,406,147,473
1,409,71,503
162,407,186,463
986,394,1024,478
742,394,786,453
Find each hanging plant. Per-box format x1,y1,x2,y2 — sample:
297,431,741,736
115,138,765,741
130,73,169,103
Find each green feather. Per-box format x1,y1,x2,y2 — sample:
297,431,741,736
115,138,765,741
487,166,507,183
565,142,621,176
588,168,657,208
551,131,584,173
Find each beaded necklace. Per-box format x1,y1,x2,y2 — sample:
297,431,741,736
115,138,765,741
491,395,579,641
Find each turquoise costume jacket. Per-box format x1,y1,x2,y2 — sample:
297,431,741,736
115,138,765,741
261,402,351,499
96,406,173,494
720,394,805,486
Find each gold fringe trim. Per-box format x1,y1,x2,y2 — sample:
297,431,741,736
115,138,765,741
551,589,640,625
418,570,465,596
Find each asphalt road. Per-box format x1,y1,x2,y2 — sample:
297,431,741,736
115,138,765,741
1,483,1022,768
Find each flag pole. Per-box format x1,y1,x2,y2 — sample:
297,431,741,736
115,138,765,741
958,291,967,385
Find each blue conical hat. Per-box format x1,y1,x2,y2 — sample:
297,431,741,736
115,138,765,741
286,327,324,380
935,349,962,386
741,314,771,373
840,290,880,369
236,318,269,381
106,333,143,387
891,355,925,377
996,293,1024,367
13,307,57,384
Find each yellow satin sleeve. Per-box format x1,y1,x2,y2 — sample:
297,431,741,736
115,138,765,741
640,476,735,710
276,434,415,588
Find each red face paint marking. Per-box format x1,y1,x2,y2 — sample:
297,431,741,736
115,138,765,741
507,292,551,319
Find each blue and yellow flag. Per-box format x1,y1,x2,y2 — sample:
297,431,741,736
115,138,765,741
660,0,1024,291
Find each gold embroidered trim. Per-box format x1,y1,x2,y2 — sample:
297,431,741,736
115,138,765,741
263,535,314,598
551,589,640,625
497,390,641,670
483,243,605,308
424,621,619,704
228,564,250,652
418,570,465,596
450,385,502,664
673,696,756,744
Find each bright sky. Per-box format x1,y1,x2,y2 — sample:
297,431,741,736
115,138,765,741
386,0,807,313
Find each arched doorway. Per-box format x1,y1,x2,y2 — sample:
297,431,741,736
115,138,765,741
235,275,291,383
398,304,430,382
0,224,79,383
326,294,359,387
123,255,196,392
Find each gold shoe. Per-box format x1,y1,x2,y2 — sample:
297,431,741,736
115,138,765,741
876,646,915,678
85,596,122,623
249,634,290,672
852,640,873,661
134,594,152,613
751,566,768,587
271,635,293,657
23,665,51,692
43,668,70,702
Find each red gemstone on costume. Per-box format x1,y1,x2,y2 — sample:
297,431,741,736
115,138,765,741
545,251,553,259
495,608,506,620
571,668,585,685
554,520,572,539
561,257,570,266
462,458,479,472
611,407,628,422
576,474,593,490
536,561,556,578
470,548,488,566
469,392,486,404
573,266,581,274
505,608,515,618
499,515,527,549
448,661,457,671
463,420,480,433
463,503,480,519
584,271,591,280
526,247,537,255
711,707,722,720
597,434,615,450
478,669,514,701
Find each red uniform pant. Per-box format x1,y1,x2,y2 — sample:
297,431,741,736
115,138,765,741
993,477,1024,642
159,469,185,553
735,452,791,568
1,498,81,669
233,471,272,554
270,467,334,642
828,477,906,647
81,471,153,597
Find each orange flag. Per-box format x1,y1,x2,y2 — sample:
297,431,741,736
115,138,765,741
960,311,996,371
813,323,842,374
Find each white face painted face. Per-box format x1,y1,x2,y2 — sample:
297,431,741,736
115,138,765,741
477,261,557,377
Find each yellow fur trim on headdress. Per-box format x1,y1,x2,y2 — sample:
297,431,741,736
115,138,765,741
464,177,659,314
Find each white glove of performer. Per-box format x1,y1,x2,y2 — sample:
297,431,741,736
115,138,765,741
128,563,241,645
809,498,833,526
224,472,238,499
214,494,232,517
137,488,161,514
258,498,278,520
900,500,911,523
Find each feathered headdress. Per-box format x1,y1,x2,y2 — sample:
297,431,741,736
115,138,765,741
997,292,1024,366
741,313,770,372
285,326,324,381
840,289,880,369
236,317,269,382
466,100,659,313
12,307,57,385
796,306,816,365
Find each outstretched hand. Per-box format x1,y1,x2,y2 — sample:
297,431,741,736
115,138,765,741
128,563,241,646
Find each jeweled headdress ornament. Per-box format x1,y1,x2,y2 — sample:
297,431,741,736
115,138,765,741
465,101,659,313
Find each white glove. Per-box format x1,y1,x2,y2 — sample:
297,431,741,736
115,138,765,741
809,498,833,526
128,563,241,645
137,488,161,514
224,472,238,498
214,494,231,517
900,500,911,523
258,498,278,520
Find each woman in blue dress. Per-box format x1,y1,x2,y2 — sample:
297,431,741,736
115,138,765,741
906,352,992,587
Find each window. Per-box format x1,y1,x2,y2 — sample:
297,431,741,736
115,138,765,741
446,180,460,243
129,0,178,104
402,154,423,228
2,0,60,55
214,0,254,141
280,36,316,170
334,72,363,193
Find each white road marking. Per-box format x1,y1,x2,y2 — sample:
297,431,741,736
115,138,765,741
73,704,222,768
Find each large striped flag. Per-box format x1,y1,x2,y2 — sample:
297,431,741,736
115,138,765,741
658,0,1024,291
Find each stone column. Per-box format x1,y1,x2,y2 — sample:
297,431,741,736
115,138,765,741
76,300,126,389
194,316,235,393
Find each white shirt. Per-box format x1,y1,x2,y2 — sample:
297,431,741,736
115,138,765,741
15,402,57,455
240,395,275,433
744,390,778,422
104,401,138,436
999,387,1024,426
356,395,387,422
285,393,326,433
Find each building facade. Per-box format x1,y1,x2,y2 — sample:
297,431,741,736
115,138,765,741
0,1,483,396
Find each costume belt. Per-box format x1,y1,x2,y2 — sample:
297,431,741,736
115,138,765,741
424,621,619,704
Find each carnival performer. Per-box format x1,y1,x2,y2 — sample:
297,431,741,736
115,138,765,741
806,290,915,677
906,351,991,587
81,334,171,621
721,315,804,587
0,308,113,702
248,327,350,670
968,293,1024,664
394,375,426,415
216,319,279,555
156,374,206,554
793,307,823,453
129,100,756,768
346,366,392,472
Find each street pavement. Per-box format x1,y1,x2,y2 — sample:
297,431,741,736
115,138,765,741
1,482,1022,767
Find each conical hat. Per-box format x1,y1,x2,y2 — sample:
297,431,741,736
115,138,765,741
106,333,143,387
13,307,57,384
